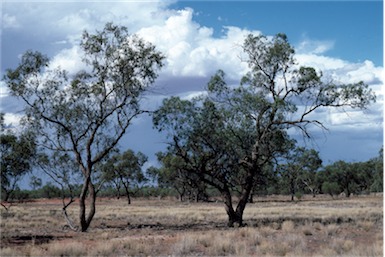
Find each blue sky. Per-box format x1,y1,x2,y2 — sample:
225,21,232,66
171,1,383,66
1,1,383,174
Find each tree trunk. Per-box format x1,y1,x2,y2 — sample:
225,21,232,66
248,190,254,203
2,190,10,202
222,189,238,227
113,181,121,199
178,192,183,202
176,187,185,202
79,175,97,232
346,186,351,198
224,155,258,227
122,182,131,205
235,172,254,227
127,191,131,205
290,178,295,201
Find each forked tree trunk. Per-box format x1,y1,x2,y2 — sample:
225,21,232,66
122,182,131,205
222,187,251,227
79,175,97,232
222,168,256,227
235,173,254,227
222,189,239,227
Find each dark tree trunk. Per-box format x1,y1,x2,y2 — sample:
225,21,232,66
113,180,121,199
248,192,254,203
234,172,254,227
176,187,185,202
222,156,258,227
346,186,351,198
178,192,183,202
222,183,252,227
79,175,97,232
122,182,131,205
2,190,10,202
222,189,238,227
290,178,295,201
127,191,131,205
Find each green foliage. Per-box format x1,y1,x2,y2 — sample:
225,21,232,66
370,147,383,193
148,152,209,202
322,182,341,197
279,147,322,200
100,149,148,204
29,176,42,190
4,22,164,231
317,149,383,197
0,113,36,201
153,32,376,226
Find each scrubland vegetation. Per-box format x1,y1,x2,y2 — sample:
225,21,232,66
1,195,382,256
1,23,382,257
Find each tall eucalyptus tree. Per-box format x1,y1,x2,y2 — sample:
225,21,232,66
4,23,164,231
154,33,375,227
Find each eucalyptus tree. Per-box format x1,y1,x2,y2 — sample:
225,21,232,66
370,147,383,192
149,152,209,202
279,147,322,200
101,149,148,205
0,113,36,202
154,33,375,227
4,23,164,231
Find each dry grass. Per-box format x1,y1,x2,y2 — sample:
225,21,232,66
0,195,383,256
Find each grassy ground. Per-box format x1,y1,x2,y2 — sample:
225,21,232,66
0,194,383,256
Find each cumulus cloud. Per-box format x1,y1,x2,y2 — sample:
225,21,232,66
296,38,335,55
137,8,258,79
49,45,86,76
296,54,382,85
2,1,173,50
294,46,383,135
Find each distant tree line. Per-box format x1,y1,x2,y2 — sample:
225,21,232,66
4,143,383,203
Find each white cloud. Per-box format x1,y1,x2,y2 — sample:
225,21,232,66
49,46,86,76
296,54,383,85
296,38,335,55
340,60,383,85
296,53,347,71
296,49,383,130
137,8,258,80
3,113,22,129
328,110,381,128
2,1,173,48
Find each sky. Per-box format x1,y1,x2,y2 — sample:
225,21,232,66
1,0,383,175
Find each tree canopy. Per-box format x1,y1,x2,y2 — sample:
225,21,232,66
0,113,36,202
153,33,376,227
4,23,164,231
